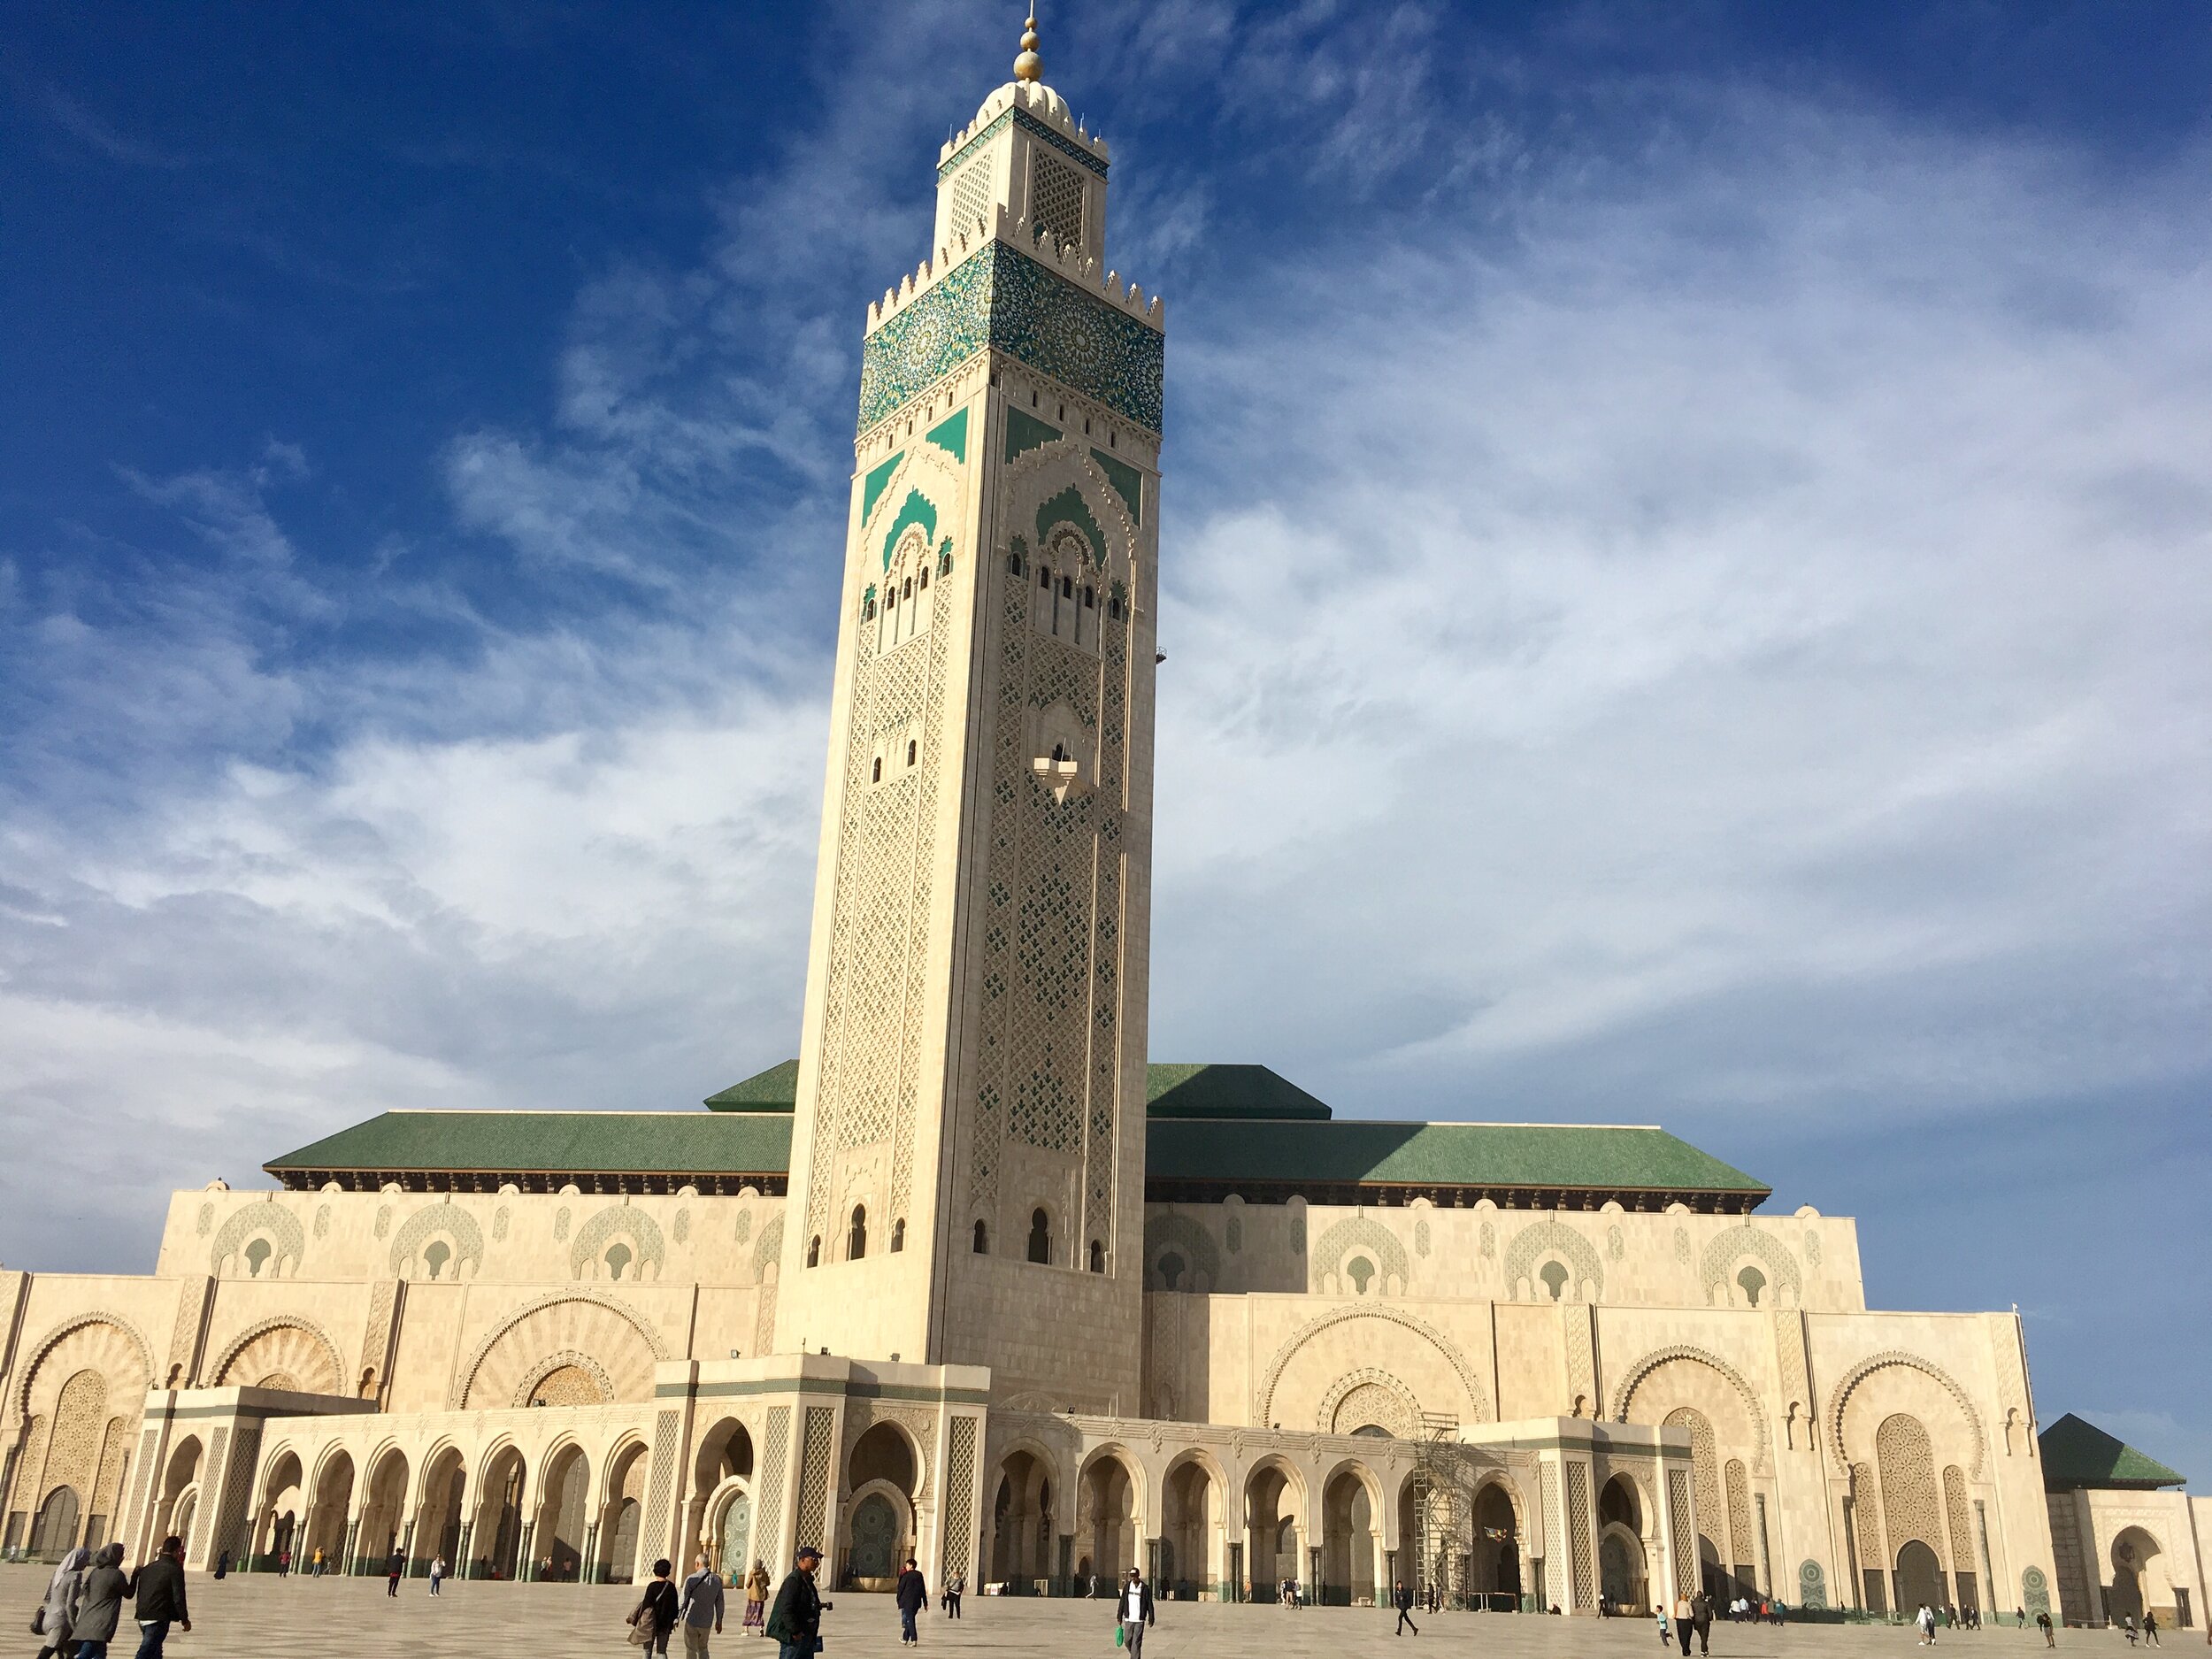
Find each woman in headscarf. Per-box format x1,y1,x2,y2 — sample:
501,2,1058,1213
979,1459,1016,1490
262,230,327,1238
66,1541,130,1658
35,1545,88,1659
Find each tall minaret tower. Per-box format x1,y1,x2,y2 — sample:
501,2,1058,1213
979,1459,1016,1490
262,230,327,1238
775,16,1164,1412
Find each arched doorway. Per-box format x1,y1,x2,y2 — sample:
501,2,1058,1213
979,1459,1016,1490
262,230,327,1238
360,1449,411,1575
153,1437,204,1555
1895,1539,1945,1614
472,1446,525,1579
1470,1481,1522,1609
1079,1452,1141,1591
602,1440,649,1585
170,1490,200,1561
417,1448,466,1574
32,1486,81,1562
1245,1462,1300,1601
687,1418,755,1572
2109,1528,2169,1626
251,1449,303,1570
1162,1459,1219,1601
306,1449,354,1570
534,1445,590,1580
1598,1474,1647,1612
1320,1468,1379,1605
715,1487,753,1585
988,1450,1053,1591
845,1422,919,1589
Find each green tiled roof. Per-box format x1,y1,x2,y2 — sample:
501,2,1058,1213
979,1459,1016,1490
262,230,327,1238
1145,1064,1332,1120
1146,1118,1767,1198
267,1111,791,1180
703,1060,1334,1121
2039,1414,2186,1490
705,1059,802,1112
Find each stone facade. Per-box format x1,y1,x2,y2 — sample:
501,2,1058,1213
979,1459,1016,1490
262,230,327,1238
0,36,2144,1623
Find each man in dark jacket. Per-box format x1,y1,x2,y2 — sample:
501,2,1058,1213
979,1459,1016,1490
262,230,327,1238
895,1556,927,1647
1115,1567,1156,1659
1690,1591,1714,1655
1394,1579,1419,1635
765,1545,829,1659
129,1534,192,1658
387,1548,405,1596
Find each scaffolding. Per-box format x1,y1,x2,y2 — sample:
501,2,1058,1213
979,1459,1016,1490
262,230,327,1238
1409,1412,1475,1609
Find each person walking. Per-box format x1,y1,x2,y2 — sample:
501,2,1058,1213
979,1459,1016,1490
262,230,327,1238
66,1542,132,1659
2144,1610,2161,1647
764,1546,829,1659
742,1560,770,1636
34,1545,88,1659
387,1548,405,1596
1674,1594,1694,1656
1691,1588,1714,1655
2037,1610,2055,1647
895,1555,926,1647
1394,1578,1419,1636
1115,1566,1156,1659
429,1555,446,1596
680,1552,726,1657
1916,1602,1939,1645
311,1545,325,1578
629,1558,681,1657
128,1533,193,1659
945,1571,964,1619
2124,1615,2139,1646
212,1548,228,1581
1656,1602,1671,1646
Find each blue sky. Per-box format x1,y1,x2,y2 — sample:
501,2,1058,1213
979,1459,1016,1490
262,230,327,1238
4,4,2208,1476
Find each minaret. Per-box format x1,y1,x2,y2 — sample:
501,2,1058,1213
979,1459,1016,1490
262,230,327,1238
774,16,1164,1412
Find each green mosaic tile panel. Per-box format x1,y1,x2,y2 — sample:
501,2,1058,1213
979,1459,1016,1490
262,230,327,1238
1004,407,1062,463
880,488,939,569
860,452,903,526
858,242,1164,435
1034,483,1105,567
1090,447,1143,523
925,408,969,463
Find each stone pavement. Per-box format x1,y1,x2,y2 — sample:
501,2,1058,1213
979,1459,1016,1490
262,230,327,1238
2,1569,2086,1659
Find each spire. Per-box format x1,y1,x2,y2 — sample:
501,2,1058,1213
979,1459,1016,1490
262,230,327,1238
1013,8,1042,82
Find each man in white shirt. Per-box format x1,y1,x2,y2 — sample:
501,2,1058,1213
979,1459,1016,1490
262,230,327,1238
1116,1567,1156,1657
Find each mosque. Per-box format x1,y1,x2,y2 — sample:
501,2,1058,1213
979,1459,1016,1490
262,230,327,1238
3,18,2204,1631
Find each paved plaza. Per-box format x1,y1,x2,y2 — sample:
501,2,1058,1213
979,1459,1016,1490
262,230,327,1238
2,1570,2091,1659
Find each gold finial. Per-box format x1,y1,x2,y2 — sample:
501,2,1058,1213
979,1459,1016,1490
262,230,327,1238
1013,8,1042,82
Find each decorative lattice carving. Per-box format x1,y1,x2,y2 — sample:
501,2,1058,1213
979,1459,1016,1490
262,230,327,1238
1852,1461,1884,1569
1565,1460,1596,1609
91,1417,129,1526
1142,1213,1219,1290
1827,1351,1987,1478
1029,150,1084,250
1667,1467,1696,1595
943,1417,979,1576
1541,1461,1563,1582
210,1202,305,1278
210,1319,343,1394
1943,1464,1974,1575
794,1407,836,1554
1502,1218,1604,1301
570,1205,666,1282
516,1353,613,1408
1666,1407,1723,1555
757,1406,791,1563
1725,1458,1753,1568
448,1291,665,1410
44,1371,108,1506
1611,1345,1774,1471
641,1409,681,1569
949,160,991,239
211,1421,261,1566
12,1314,153,1422
1310,1215,1409,1292
386,1202,484,1280
1564,1310,1596,1415
165,1278,208,1384
1317,1369,1420,1438
1877,1415,1943,1560
360,1281,397,1392
1413,1219,1429,1258
1699,1225,1801,1306
191,1426,227,1560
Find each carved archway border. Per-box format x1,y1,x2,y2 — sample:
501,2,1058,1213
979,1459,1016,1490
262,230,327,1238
447,1290,668,1411
1253,1305,1490,1430
1315,1367,1422,1438
1609,1344,1773,1473
1824,1350,1986,1479
11,1312,154,1422
206,1316,346,1393
510,1349,617,1409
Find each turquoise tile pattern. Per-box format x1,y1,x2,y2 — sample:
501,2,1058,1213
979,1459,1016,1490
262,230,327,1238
858,242,1164,435
937,107,1109,183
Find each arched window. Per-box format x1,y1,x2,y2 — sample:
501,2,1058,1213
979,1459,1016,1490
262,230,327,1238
603,1241,632,1280
1039,565,1052,589
1050,741,1066,763
1060,575,1073,599
849,1205,868,1261
1157,1253,1185,1290
871,757,882,783
902,576,913,599
807,1235,821,1268
1083,585,1095,608
890,1219,905,1254
1539,1260,1570,1301
243,1237,273,1278
1027,1208,1051,1264
1347,1256,1375,1294
972,1220,988,1255
1088,1240,1104,1273
1736,1264,1766,1307
906,739,918,767
1008,551,1024,575
423,1240,451,1279
918,566,929,590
